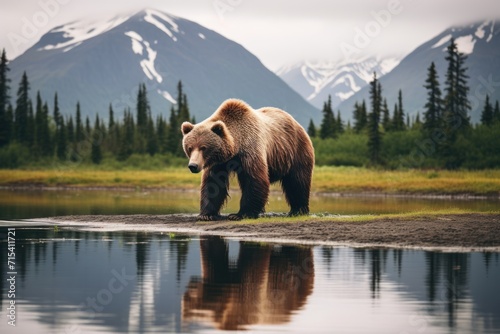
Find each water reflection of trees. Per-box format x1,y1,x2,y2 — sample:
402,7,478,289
182,237,315,331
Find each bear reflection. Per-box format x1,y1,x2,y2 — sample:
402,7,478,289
182,237,314,331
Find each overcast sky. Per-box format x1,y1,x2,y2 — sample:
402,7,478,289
2,0,500,70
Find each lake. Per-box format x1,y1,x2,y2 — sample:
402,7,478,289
0,189,499,333
0,227,499,333
0,189,498,220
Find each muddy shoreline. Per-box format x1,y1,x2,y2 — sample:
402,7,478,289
33,213,500,252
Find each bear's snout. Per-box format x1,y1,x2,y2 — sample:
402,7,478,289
188,163,200,173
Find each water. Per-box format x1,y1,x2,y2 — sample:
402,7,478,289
0,228,499,333
0,190,499,333
0,189,498,220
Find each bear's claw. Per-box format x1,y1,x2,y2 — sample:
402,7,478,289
197,214,222,221
227,214,243,221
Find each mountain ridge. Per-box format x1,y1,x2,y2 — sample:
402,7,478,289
8,8,321,126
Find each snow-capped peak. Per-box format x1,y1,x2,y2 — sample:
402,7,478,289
40,14,131,52
277,55,402,109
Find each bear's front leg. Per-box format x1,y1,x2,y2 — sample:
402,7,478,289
199,164,230,221
229,162,269,220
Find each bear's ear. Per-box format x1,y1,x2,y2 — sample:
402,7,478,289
181,122,194,135
211,121,227,137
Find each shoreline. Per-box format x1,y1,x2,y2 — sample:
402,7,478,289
14,213,500,252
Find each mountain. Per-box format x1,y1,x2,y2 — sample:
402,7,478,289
8,9,320,126
276,56,400,110
337,20,500,123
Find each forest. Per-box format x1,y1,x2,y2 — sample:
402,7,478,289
0,38,499,170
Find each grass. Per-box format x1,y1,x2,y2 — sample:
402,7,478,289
0,165,500,196
237,208,500,225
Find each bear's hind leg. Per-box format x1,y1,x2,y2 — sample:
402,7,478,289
281,167,312,216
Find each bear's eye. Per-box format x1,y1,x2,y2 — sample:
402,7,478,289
200,146,206,152
188,147,193,154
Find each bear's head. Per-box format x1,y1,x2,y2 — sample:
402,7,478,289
181,120,236,173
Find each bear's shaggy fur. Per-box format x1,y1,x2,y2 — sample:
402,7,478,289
181,99,314,221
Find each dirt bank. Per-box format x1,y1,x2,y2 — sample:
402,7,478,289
40,213,500,252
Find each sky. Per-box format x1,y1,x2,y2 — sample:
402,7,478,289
1,0,500,70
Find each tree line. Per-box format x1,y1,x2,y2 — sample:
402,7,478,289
308,38,500,169
0,48,193,167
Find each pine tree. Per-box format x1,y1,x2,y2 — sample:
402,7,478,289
40,102,51,156
26,99,35,147
443,38,470,132
0,49,10,147
146,114,158,156
353,101,367,133
367,73,382,165
108,104,115,130
494,100,500,123
167,105,179,154
91,115,102,164
423,62,442,134
56,116,66,160
75,102,84,142
85,116,91,137
34,91,43,153
5,104,13,143
307,119,316,137
381,98,390,131
320,95,335,139
392,90,405,131
117,109,134,160
15,72,30,144
156,115,168,153
67,116,75,144
480,95,493,126
336,110,344,134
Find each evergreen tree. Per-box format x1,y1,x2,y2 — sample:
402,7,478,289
26,99,35,147
423,62,442,134
52,93,60,153
91,115,102,164
353,100,367,133
406,113,410,128
443,38,470,132
136,83,148,133
392,89,405,131
56,116,66,160
494,100,500,123
307,119,316,137
5,104,13,142
336,110,344,134
146,114,158,156
15,72,30,144
156,115,168,153
67,116,75,143
0,49,10,147
367,73,382,165
117,109,134,160
480,94,493,126
320,95,335,139
85,116,91,137
381,98,390,131
108,104,115,130
34,92,51,156
75,102,84,142
167,105,179,154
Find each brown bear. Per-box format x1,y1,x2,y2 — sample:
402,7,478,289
181,99,314,221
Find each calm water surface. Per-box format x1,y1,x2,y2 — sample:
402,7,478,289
1,190,499,333
0,228,499,333
0,189,498,220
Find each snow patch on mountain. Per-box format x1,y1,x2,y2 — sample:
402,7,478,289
40,15,130,51
158,90,176,104
198,33,206,40
278,56,401,109
144,8,178,42
455,35,476,54
125,31,162,82
432,34,452,49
